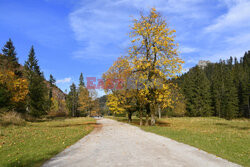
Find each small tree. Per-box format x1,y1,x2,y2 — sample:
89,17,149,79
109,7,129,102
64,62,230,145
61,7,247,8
78,86,90,116
79,73,85,87
48,74,56,109
24,46,48,117
67,83,78,117
49,74,56,86
2,38,19,70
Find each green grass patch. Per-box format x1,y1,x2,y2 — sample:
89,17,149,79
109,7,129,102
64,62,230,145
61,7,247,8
0,117,96,167
107,116,250,166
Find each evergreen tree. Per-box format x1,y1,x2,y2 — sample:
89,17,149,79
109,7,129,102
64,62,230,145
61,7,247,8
240,51,250,118
221,67,238,119
211,62,224,117
182,73,195,116
79,73,85,87
1,38,19,70
177,51,249,119
192,66,212,116
24,46,48,117
0,53,11,108
49,74,56,86
182,66,212,116
0,85,10,108
67,83,79,117
49,74,56,108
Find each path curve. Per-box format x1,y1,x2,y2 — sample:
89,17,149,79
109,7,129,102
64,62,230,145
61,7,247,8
42,118,240,167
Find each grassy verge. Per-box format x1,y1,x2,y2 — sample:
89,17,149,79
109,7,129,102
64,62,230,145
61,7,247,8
107,116,250,166
0,117,96,167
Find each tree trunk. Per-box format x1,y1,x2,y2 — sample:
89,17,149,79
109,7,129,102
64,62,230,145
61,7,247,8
151,112,155,126
145,114,149,126
151,104,156,126
158,105,161,119
145,103,150,126
139,109,143,126
128,111,132,123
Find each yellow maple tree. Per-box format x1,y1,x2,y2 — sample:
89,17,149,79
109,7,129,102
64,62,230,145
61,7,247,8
0,69,29,107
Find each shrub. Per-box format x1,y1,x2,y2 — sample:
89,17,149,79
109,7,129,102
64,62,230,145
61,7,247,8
0,111,26,126
24,114,36,122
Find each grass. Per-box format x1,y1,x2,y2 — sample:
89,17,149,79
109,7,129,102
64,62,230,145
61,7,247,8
0,117,96,167
107,116,250,167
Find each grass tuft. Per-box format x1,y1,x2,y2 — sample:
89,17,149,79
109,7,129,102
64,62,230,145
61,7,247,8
0,111,26,126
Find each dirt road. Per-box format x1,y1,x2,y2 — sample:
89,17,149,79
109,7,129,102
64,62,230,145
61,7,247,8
42,118,240,167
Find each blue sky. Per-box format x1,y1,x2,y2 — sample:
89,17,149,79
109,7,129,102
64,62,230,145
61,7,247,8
0,0,249,96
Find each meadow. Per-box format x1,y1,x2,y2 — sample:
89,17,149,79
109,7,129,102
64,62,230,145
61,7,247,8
108,116,250,166
0,117,95,167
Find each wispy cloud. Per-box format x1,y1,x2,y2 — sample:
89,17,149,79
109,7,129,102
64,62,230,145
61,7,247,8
68,0,208,60
204,0,250,33
224,33,250,45
180,46,199,53
56,77,72,84
68,0,250,69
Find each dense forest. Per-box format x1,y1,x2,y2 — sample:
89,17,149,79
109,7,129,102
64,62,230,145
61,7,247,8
175,52,250,119
0,39,99,123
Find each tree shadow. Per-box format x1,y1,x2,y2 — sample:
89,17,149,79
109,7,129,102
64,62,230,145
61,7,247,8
215,122,250,130
50,122,100,128
116,117,171,127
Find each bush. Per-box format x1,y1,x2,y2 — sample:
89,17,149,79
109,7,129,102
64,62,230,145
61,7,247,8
24,114,36,122
172,101,186,116
47,111,67,117
0,111,26,126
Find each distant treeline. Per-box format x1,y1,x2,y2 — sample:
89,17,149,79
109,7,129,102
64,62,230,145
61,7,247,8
175,51,249,119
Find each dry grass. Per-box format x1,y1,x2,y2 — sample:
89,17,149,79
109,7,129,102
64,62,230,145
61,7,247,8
0,111,26,126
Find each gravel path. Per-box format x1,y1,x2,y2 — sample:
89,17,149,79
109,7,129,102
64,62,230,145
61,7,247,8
42,118,240,167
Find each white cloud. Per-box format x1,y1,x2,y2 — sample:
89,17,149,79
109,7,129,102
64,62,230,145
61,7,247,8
225,33,250,45
68,0,208,60
205,0,250,33
180,46,199,53
68,0,250,68
56,77,72,84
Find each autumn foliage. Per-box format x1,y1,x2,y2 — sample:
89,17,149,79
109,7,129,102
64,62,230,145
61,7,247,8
103,8,184,125
0,39,68,119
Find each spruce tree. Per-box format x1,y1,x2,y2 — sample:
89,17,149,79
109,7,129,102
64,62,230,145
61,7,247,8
24,46,48,117
178,51,249,119
182,73,195,116
211,63,224,117
49,74,56,109
49,74,56,86
0,85,10,108
193,66,212,116
67,83,79,117
79,73,85,87
2,38,19,70
221,67,239,119
182,66,212,116
240,51,250,118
